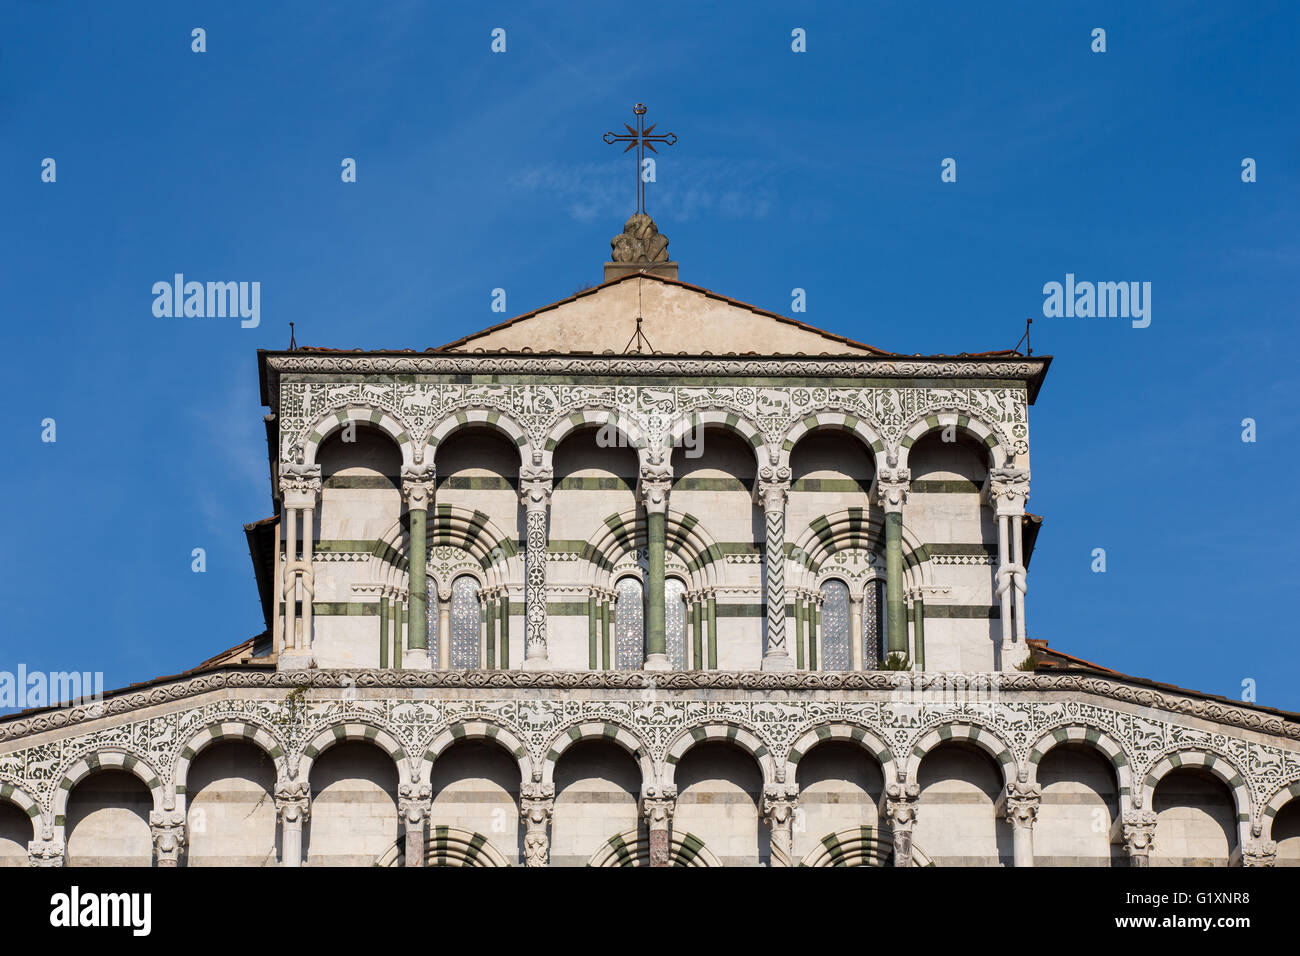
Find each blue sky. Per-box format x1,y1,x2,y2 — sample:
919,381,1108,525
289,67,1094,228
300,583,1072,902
2,1,1297,709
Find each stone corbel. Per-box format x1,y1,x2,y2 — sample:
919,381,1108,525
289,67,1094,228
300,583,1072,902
637,455,672,515
985,466,1030,516
755,465,792,510
874,466,911,514
280,464,323,510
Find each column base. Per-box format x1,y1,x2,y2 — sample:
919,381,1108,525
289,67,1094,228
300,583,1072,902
521,656,551,671
277,651,316,671
761,651,796,672
403,652,433,671
643,654,671,672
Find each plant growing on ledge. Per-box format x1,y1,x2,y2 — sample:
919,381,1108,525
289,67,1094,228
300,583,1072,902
1014,652,1041,672
880,653,912,671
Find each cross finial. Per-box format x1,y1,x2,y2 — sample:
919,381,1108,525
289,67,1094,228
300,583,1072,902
603,102,676,215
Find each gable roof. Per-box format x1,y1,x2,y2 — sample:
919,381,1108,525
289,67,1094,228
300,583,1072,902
434,271,894,356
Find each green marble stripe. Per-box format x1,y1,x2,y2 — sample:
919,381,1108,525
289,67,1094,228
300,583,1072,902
554,476,635,490
672,477,752,491
439,476,517,490
546,602,591,616
911,479,981,493
323,475,399,489
312,602,379,616
789,478,872,492
714,604,764,617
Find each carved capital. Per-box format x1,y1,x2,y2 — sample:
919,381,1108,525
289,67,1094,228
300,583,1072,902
1241,840,1277,867
756,465,792,511
761,783,799,826
640,785,677,829
987,466,1030,516
884,781,921,829
280,465,322,510
1003,780,1042,829
637,457,673,515
149,809,187,867
875,467,911,514
518,466,553,509
275,779,311,826
401,463,437,510
27,838,65,867
398,783,432,825
1121,810,1157,863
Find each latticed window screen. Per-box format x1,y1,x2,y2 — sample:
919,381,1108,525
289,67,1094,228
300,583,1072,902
820,579,851,671
664,578,687,670
450,576,481,668
863,578,882,667
614,577,645,669
426,575,439,661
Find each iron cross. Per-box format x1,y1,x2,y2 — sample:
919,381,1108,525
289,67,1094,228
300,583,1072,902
603,103,677,215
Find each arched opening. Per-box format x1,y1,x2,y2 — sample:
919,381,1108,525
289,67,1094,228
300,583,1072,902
1272,799,1300,866
1034,744,1121,866
429,739,521,864
664,576,688,670
674,741,766,866
0,802,31,866
185,739,278,866
1151,768,1236,867
552,740,642,867
793,740,884,862
819,578,851,671
449,575,483,668
914,742,1012,866
670,427,758,669
305,741,400,866
65,770,153,867
787,429,874,533
552,425,639,669
906,431,996,670
614,576,646,670
434,427,521,545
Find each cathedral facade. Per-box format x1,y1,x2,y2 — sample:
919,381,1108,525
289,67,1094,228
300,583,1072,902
3,220,1299,868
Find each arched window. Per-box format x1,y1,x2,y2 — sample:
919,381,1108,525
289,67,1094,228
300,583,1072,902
426,574,440,662
614,576,645,669
450,575,482,668
664,578,688,670
863,578,884,667
820,579,851,671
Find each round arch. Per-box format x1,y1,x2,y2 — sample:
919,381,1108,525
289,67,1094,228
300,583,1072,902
298,722,408,785
1025,724,1133,812
173,720,288,798
427,407,531,471
904,721,1017,790
539,720,655,789
298,405,412,470
663,409,767,474
415,720,530,788
540,407,648,472
373,826,513,867
784,723,898,787
586,827,721,867
1140,749,1252,835
52,750,165,824
1260,780,1300,842
662,722,775,790
0,781,43,842
895,408,1010,472
778,412,885,474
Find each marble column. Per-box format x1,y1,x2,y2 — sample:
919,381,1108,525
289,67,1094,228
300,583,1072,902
876,467,910,660
763,784,799,867
276,780,311,868
987,467,1030,667
1003,779,1041,867
641,785,677,867
437,584,452,669
401,465,435,668
520,782,555,867
849,592,864,671
398,783,431,867
280,466,321,669
639,457,672,671
757,466,795,670
885,782,920,867
1121,810,1157,868
519,466,554,670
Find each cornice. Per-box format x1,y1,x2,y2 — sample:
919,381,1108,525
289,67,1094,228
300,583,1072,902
1,667,1295,746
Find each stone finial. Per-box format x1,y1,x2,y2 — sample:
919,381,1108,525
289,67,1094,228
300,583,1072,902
605,214,678,281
